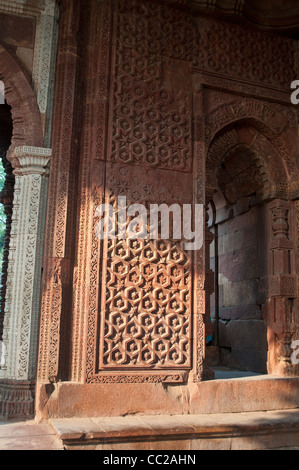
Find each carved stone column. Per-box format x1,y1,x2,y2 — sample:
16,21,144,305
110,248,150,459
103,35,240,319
0,155,14,341
266,199,297,377
0,146,51,419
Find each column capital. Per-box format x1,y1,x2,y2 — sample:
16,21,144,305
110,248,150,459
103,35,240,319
11,146,52,175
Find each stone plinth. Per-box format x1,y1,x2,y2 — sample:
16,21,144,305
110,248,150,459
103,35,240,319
51,408,299,450
35,376,299,420
0,380,35,420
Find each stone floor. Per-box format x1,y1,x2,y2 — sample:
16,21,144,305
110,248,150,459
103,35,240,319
0,419,63,450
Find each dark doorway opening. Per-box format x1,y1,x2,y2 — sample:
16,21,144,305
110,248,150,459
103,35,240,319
207,145,268,379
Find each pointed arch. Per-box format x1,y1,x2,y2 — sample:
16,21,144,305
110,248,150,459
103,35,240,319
205,98,298,201
0,40,43,165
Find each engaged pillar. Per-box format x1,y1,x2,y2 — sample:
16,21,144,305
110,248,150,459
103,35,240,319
0,146,51,419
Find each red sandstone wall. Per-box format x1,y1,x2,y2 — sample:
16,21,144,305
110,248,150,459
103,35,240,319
37,0,299,396
0,13,35,77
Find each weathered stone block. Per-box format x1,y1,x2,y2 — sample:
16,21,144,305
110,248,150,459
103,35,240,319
223,280,257,306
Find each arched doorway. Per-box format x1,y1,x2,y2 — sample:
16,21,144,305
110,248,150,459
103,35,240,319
0,42,44,341
204,110,299,378
207,143,269,376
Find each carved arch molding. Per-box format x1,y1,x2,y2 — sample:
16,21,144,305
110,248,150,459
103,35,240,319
205,98,299,200
0,40,43,154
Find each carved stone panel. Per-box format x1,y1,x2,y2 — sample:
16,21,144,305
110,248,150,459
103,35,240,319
194,17,296,91
86,162,196,383
80,0,205,384
109,0,195,172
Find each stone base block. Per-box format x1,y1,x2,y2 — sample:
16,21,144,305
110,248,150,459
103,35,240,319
36,376,299,420
0,380,35,420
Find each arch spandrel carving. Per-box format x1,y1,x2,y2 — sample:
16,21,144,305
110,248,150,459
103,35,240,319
205,98,299,201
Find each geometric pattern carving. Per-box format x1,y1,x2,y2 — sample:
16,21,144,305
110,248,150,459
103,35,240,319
100,195,192,369
111,0,194,172
196,18,296,90
82,0,202,384
86,158,196,381
95,155,195,373
269,275,296,299
111,84,192,172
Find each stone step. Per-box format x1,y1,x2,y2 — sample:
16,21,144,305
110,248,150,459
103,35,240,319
51,408,299,450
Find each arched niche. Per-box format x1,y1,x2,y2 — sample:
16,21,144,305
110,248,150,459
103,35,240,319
205,104,298,378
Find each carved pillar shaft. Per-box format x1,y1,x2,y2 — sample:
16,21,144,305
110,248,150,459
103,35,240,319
191,89,215,382
37,0,81,385
267,199,297,376
0,147,51,383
